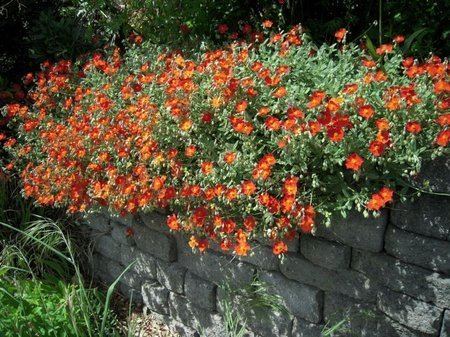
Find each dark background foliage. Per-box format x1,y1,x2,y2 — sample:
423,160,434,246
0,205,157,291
0,0,449,91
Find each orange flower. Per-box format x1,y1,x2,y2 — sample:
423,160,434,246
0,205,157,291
282,176,299,196
367,187,394,210
369,140,385,157
167,214,180,230
243,215,256,231
358,105,375,119
273,86,287,98
367,193,385,211
262,20,273,28
334,28,347,42
272,241,288,255
345,153,364,171
179,118,193,131
241,180,257,195
201,161,214,174
265,116,282,131
436,130,450,147
235,240,250,256
185,145,196,157
405,121,422,134
224,151,237,164
307,91,326,108
235,100,248,113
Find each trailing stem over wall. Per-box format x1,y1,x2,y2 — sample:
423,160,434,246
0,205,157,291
84,157,450,337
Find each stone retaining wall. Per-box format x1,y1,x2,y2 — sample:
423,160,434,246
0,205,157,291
83,158,450,337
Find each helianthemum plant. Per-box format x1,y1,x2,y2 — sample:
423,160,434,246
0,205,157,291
2,24,449,256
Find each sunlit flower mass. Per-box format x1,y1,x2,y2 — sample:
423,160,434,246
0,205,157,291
2,25,449,256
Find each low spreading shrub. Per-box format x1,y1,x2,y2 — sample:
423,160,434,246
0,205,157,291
2,25,449,255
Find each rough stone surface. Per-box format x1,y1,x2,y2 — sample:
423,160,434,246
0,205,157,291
185,272,216,311
300,235,351,270
111,222,135,246
391,194,450,241
280,254,376,301
291,318,323,337
169,293,226,337
315,210,387,252
141,282,170,315
441,310,449,337
352,250,450,308
120,245,158,280
377,315,432,337
259,271,323,323
138,212,170,233
84,212,111,232
109,212,135,227
156,260,186,294
415,156,450,194
94,235,121,262
177,235,254,288
385,225,450,274
377,287,443,335
324,292,380,337
148,311,200,337
133,223,177,262
216,287,293,337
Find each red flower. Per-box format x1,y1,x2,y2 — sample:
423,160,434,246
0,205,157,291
345,153,364,171
218,24,229,34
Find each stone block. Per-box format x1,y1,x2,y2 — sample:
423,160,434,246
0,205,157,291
259,271,323,323
138,211,169,233
315,210,387,252
94,235,121,262
177,235,254,288
414,156,450,194
134,223,177,262
391,195,450,241
385,225,450,274
119,282,143,304
169,292,226,337
185,272,217,311
300,235,351,270
280,253,376,301
111,222,135,246
377,287,443,335
216,287,293,337
156,260,186,294
377,314,433,337
83,212,110,232
324,292,380,337
120,245,158,279
146,311,200,337
109,212,135,227
141,281,170,315
352,250,450,309
291,317,323,337
441,310,449,337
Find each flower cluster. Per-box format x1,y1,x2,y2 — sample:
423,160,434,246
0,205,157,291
2,26,449,255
